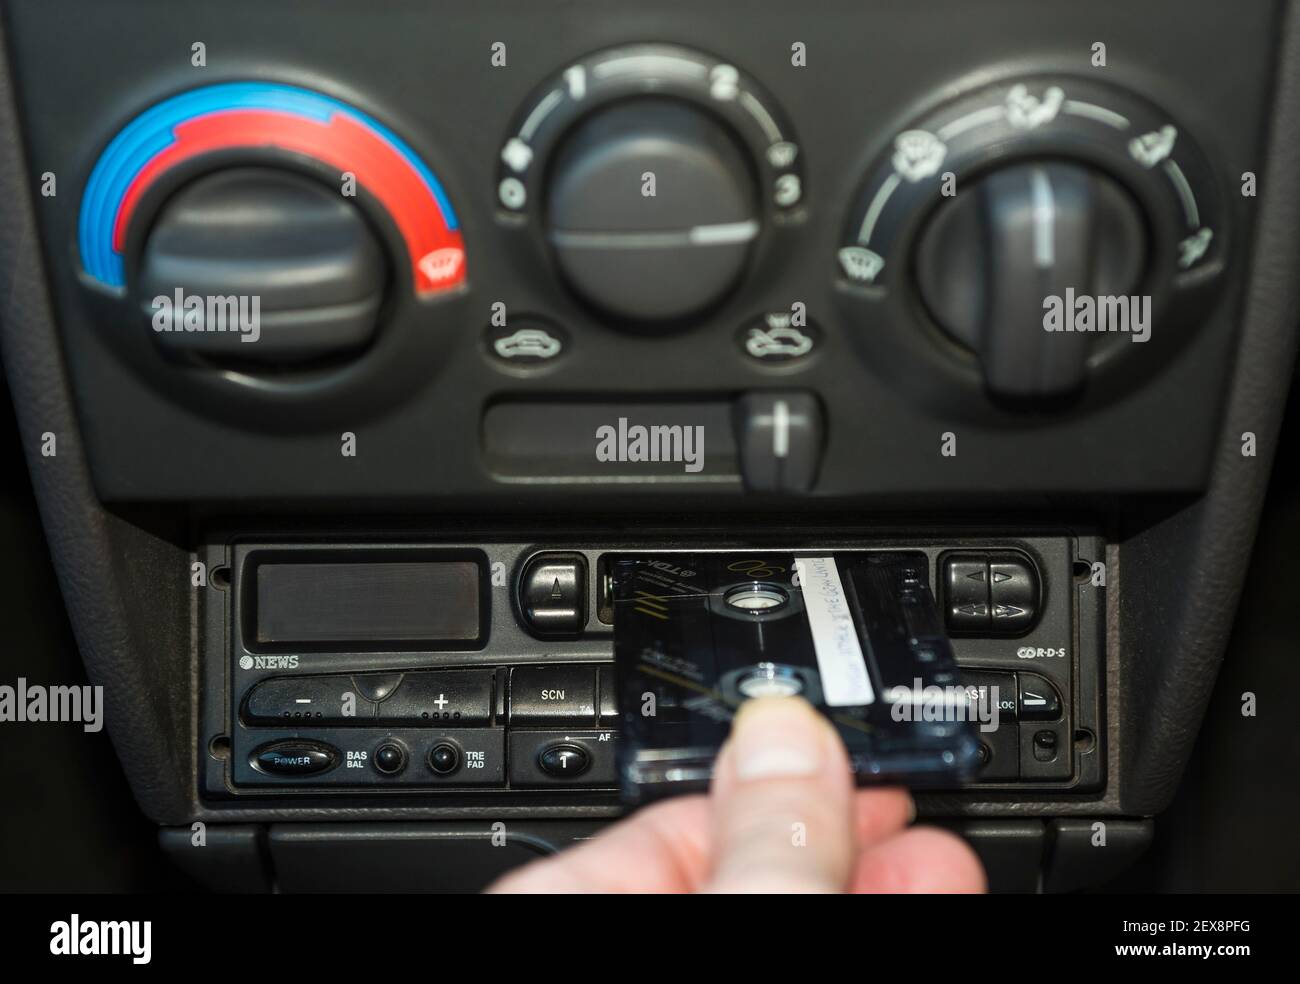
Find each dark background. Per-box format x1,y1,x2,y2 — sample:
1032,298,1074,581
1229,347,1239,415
0,376,188,891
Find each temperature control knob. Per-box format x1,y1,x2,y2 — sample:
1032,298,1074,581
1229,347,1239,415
915,162,1147,400
545,98,758,324
139,168,386,364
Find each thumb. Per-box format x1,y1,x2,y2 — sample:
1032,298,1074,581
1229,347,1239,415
704,696,856,893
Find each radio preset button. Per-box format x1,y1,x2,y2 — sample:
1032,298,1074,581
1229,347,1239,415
508,730,616,787
509,665,597,727
538,742,591,778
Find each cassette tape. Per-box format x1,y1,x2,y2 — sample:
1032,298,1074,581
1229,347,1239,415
612,551,981,801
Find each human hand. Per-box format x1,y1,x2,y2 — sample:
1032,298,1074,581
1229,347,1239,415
488,696,986,893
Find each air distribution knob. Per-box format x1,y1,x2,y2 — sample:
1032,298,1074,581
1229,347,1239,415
914,161,1147,400
544,97,759,325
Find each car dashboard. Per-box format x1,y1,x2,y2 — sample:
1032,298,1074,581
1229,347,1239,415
1,0,1298,895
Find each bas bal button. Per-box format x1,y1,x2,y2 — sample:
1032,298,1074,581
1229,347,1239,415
373,741,407,776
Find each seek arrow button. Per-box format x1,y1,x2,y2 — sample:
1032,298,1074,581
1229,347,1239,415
988,555,1039,634
943,556,991,633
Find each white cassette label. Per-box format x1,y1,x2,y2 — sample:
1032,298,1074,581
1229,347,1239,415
794,556,874,706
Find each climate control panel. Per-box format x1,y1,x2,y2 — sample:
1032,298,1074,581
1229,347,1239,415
14,0,1264,505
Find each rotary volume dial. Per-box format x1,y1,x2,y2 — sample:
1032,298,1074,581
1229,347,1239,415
497,44,804,327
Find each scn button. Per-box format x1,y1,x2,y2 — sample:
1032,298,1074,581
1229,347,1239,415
509,665,597,727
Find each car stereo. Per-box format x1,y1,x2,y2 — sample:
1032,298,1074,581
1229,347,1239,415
199,533,1103,805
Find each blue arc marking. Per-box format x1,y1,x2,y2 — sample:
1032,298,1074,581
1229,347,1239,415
79,81,459,289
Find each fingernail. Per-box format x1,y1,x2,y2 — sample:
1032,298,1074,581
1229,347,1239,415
729,697,825,781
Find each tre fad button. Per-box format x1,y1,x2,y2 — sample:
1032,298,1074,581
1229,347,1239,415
428,742,461,776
